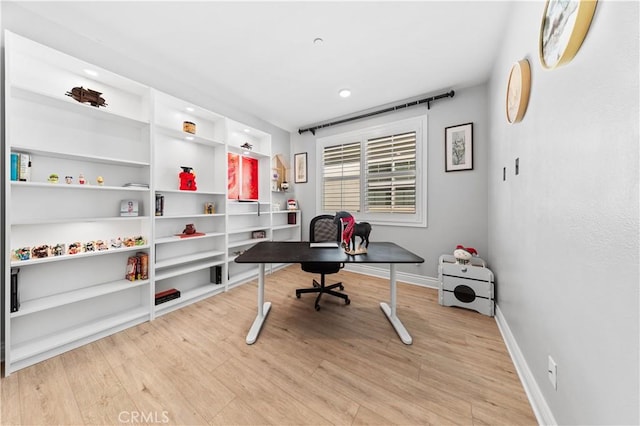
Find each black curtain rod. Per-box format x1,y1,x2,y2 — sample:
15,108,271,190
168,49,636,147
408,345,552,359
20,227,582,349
298,90,455,135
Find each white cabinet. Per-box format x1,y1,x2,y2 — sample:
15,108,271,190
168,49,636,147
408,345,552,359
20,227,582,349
4,31,152,375
151,91,227,316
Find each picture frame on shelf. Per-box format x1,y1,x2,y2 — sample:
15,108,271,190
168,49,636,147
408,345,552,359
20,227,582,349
445,123,473,172
252,230,267,239
294,152,308,183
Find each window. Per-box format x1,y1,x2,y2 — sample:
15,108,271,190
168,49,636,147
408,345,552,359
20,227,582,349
317,117,426,227
366,131,416,214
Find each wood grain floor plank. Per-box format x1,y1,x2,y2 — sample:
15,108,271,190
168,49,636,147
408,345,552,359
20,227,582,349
1,265,536,425
0,367,22,425
17,357,84,425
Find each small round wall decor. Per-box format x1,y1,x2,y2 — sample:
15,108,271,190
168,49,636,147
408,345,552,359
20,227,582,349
539,0,598,69
506,59,531,124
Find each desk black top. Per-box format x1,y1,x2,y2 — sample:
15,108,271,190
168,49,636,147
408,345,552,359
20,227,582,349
234,241,424,264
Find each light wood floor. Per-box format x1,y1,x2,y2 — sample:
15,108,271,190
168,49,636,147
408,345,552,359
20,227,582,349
1,266,536,425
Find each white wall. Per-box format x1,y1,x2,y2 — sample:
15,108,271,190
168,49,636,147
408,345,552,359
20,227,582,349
487,1,639,424
291,84,489,279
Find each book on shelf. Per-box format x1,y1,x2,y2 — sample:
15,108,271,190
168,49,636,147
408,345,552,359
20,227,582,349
155,288,181,305
11,268,20,312
125,253,149,281
10,153,19,181
210,265,223,284
18,152,31,182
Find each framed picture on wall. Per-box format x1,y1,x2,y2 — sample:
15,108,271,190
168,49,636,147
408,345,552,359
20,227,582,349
294,152,308,183
445,122,473,172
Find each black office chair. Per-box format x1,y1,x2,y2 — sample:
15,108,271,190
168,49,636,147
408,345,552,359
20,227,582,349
296,214,351,311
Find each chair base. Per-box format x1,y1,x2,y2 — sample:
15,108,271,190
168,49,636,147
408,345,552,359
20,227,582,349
295,278,350,311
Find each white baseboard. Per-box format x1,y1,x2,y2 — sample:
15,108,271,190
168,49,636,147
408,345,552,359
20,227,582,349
342,264,440,289
494,305,557,426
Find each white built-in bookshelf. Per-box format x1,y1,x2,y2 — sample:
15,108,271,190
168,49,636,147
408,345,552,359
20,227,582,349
3,30,300,376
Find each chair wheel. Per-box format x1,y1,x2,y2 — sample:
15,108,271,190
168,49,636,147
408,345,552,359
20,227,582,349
339,285,344,290
296,292,301,298
345,298,351,305
315,304,321,311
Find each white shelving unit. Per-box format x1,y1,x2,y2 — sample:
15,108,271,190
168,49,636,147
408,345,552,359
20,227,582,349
3,31,152,375
151,91,227,317
225,119,273,288
2,31,300,376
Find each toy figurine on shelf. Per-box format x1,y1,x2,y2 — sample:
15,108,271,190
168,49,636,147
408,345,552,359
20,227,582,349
78,173,86,185
96,176,104,186
65,86,107,108
287,199,297,210
183,224,196,235
179,166,197,191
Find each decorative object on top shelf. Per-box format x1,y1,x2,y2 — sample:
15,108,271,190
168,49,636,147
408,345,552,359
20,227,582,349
453,245,478,265
65,86,107,108
65,176,73,184
445,122,473,172
506,59,531,124
241,142,253,153
48,173,59,184
183,121,196,134
96,176,104,186
539,0,598,70
334,211,371,255
179,166,197,191
272,154,290,191
287,199,298,210
204,202,215,214
78,173,86,185
228,153,259,200
294,152,308,183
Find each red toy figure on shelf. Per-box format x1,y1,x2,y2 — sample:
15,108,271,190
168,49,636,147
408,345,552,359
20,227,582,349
179,166,197,191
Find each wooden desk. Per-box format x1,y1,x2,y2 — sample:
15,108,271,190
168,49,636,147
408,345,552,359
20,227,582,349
235,241,424,345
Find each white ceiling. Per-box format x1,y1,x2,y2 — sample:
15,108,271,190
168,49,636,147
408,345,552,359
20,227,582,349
13,1,514,133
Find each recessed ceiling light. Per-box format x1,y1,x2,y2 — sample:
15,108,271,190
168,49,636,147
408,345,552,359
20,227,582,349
186,107,195,112
339,89,351,98
244,128,251,133
84,69,98,77
185,136,194,141
313,37,324,45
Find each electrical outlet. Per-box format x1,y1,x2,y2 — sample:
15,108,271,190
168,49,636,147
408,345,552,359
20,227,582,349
548,356,557,390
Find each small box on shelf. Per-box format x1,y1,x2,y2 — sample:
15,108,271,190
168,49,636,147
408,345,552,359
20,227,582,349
155,288,181,305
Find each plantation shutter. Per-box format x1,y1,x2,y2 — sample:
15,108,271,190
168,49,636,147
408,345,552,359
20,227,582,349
322,142,361,212
365,131,417,213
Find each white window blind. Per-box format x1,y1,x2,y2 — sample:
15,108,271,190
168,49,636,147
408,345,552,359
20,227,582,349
322,142,361,212
365,131,416,213
317,116,426,227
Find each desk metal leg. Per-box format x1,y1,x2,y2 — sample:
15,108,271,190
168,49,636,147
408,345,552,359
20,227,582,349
380,263,413,345
246,263,271,344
